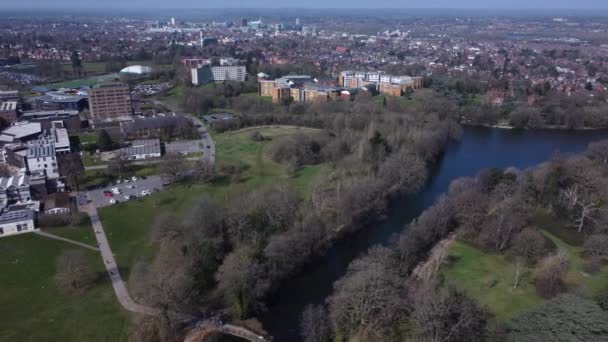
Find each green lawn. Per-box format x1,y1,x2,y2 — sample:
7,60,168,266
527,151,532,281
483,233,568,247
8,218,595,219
42,221,96,246
99,126,330,291
442,241,544,320
443,228,608,320
0,233,130,342
81,153,107,167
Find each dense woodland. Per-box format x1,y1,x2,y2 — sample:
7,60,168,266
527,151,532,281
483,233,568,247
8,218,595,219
128,91,461,340
323,141,608,342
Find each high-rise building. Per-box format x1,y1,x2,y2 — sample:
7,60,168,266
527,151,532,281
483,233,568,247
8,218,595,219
296,17,301,26
88,84,132,119
191,66,246,85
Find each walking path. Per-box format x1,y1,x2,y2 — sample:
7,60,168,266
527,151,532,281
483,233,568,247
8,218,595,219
82,204,159,315
35,230,100,252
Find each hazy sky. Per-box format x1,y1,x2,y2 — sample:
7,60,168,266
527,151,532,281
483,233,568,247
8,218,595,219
4,0,608,9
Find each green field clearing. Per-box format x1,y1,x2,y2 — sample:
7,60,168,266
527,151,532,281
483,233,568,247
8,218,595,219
442,241,544,320
98,126,330,291
443,227,608,320
0,232,130,342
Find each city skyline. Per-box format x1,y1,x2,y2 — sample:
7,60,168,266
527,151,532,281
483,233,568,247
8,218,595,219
4,0,608,10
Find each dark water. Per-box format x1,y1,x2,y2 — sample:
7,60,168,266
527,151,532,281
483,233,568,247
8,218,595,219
259,126,608,341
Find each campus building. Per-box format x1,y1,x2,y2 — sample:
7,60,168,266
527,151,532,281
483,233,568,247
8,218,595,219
191,65,246,85
0,208,36,238
88,84,133,119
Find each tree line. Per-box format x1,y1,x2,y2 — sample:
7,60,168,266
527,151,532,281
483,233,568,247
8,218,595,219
128,90,462,340
323,140,608,342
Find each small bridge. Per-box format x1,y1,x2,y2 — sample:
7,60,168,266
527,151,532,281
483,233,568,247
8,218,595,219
184,321,271,342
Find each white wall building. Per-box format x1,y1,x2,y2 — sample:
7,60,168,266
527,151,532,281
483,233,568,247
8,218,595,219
0,209,36,238
26,143,59,179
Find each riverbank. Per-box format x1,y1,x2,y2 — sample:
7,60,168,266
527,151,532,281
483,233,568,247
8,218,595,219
260,126,608,341
464,121,608,131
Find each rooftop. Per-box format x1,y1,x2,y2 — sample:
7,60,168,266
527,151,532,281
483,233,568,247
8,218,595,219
27,142,55,159
125,139,161,157
0,122,42,142
0,174,30,189
0,209,34,225
0,101,17,111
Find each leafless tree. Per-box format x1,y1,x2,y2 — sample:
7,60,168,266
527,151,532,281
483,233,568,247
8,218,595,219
584,234,608,258
511,228,548,263
560,185,601,233
158,153,187,182
108,150,131,179
536,252,569,299
59,153,84,191
328,247,405,340
409,281,489,342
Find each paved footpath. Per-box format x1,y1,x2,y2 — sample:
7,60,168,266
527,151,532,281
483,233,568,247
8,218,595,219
82,204,159,315
35,230,100,251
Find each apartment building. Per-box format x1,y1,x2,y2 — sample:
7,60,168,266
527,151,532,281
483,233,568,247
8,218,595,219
259,80,276,97
191,65,246,85
88,84,133,119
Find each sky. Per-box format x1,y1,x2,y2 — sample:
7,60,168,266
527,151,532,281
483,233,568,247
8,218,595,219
3,0,608,9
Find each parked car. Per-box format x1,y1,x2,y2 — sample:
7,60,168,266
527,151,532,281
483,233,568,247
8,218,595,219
131,176,138,181
140,190,151,196
109,199,117,204
103,191,113,197
111,188,121,194
123,195,131,200
126,185,135,189
116,179,122,184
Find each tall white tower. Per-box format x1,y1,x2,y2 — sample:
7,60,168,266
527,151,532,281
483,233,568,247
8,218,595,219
171,17,176,26
296,17,300,26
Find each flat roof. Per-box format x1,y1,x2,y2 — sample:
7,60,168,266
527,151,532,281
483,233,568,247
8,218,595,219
125,139,161,156
0,209,34,225
0,101,17,111
27,143,55,159
1,122,42,140
35,92,87,104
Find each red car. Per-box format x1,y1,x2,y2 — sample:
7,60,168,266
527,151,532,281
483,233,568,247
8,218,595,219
103,191,113,197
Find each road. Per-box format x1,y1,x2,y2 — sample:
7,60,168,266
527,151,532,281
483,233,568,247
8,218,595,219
183,113,216,164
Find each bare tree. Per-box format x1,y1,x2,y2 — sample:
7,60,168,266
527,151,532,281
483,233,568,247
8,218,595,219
560,185,601,233
158,153,187,182
108,150,131,179
328,247,405,340
409,281,489,342
536,252,569,299
59,153,84,191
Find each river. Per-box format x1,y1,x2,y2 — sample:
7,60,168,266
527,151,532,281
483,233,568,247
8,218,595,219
257,126,608,341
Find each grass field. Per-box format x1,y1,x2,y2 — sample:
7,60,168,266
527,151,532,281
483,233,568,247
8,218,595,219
442,241,544,320
98,126,330,291
442,224,608,320
0,233,130,342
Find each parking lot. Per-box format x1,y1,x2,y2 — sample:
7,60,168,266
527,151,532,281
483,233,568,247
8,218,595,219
165,140,205,155
83,175,165,208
